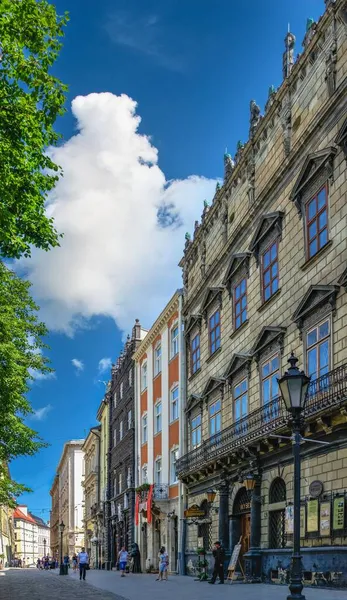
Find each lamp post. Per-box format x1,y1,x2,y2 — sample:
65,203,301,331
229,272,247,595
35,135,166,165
43,538,47,558
278,353,310,600
59,522,66,575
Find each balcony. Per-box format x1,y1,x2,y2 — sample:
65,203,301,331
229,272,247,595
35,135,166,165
152,483,169,500
176,364,347,479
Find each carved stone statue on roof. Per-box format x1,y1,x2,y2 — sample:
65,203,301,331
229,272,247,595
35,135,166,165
234,140,244,165
265,85,276,112
325,41,337,96
302,18,317,49
250,100,261,137
283,32,296,79
224,151,235,181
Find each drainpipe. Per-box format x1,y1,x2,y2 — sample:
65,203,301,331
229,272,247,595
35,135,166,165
178,291,187,575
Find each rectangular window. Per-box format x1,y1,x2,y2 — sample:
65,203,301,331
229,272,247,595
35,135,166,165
191,333,200,374
154,343,162,376
142,464,148,483
142,414,148,443
118,473,122,495
129,369,132,387
154,401,162,434
306,319,330,380
155,458,162,485
128,409,132,430
234,379,248,422
262,241,279,302
113,479,117,498
113,428,117,447
120,382,123,399
261,354,280,420
234,278,247,329
127,467,131,488
170,448,179,484
113,392,117,408
141,361,147,391
171,386,179,422
119,421,123,441
306,186,328,259
171,324,179,358
209,309,221,354
191,414,202,448
209,399,222,439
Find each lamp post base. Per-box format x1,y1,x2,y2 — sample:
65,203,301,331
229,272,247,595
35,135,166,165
59,564,68,575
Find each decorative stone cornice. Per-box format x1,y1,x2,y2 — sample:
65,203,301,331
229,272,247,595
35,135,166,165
290,147,337,215
292,284,339,333
223,253,251,287
335,115,347,160
200,286,224,320
224,353,253,382
252,326,286,363
185,314,202,337
202,376,225,399
338,267,347,290
249,212,284,266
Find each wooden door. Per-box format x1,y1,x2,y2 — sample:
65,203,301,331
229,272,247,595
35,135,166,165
240,513,251,561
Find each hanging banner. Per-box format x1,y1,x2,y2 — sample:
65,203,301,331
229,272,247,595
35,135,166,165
300,505,306,538
135,494,139,526
147,484,153,524
285,505,294,534
333,497,345,530
320,502,331,536
307,499,319,532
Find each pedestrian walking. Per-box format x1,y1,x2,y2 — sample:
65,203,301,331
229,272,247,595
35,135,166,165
156,546,169,581
208,541,225,584
72,553,78,573
118,546,128,577
77,547,89,581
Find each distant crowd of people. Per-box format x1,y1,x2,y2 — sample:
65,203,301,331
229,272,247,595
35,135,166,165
36,556,58,570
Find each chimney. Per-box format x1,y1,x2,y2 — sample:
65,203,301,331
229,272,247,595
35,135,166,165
132,318,142,341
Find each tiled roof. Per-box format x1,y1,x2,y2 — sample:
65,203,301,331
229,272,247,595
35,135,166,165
13,507,37,525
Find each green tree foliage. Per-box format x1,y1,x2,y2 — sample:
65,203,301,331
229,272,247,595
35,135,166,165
0,0,69,259
0,262,51,504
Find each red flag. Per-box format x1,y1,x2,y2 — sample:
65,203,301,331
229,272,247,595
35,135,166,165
135,493,139,526
147,484,153,524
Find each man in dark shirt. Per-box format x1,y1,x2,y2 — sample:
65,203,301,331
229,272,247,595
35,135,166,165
209,541,225,584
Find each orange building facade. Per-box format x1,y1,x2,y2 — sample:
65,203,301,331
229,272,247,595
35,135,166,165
134,290,184,572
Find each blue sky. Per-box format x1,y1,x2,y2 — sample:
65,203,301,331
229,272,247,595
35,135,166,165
11,0,325,522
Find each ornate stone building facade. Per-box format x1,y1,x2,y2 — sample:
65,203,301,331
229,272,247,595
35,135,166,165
178,0,347,585
82,426,101,567
49,474,59,558
107,320,146,568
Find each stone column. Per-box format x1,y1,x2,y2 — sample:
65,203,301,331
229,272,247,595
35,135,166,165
244,476,262,582
218,481,230,551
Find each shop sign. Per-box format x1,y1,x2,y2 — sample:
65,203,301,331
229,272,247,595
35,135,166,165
185,504,206,518
320,501,331,536
300,505,306,538
285,505,294,534
333,497,345,530
307,499,319,532
309,480,324,498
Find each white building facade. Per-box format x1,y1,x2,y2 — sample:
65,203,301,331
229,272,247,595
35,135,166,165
13,506,38,565
55,440,85,556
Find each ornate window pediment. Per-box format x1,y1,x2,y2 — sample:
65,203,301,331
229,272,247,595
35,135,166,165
252,326,286,362
224,353,252,382
200,286,224,317
249,212,284,266
290,147,337,215
338,267,347,291
185,394,203,415
185,314,202,337
335,116,347,160
292,285,339,333
223,253,251,287
202,376,225,398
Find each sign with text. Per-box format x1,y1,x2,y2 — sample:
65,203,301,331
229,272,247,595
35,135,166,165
185,505,206,518
320,501,331,536
307,499,319,532
285,505,294,534
333,497,345,530
300,505,306,538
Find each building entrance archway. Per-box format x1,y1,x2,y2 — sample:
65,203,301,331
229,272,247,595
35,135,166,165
232,487,252,566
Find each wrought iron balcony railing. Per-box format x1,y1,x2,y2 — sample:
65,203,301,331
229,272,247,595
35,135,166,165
152,483,169,500
176,363,347,478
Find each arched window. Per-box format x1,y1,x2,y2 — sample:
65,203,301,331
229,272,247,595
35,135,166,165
233,487,252,515
269,478,286,549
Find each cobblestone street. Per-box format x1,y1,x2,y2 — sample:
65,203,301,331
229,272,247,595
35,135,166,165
1,568,347,600
0,569,128,600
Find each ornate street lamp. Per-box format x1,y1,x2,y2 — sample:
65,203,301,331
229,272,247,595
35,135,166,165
243,474,256,491
58,521,66,576
278,353,310,600
207,489,216,504
43,538,47,557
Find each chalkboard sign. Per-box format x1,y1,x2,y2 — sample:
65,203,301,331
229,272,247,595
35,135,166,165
228,543,241,571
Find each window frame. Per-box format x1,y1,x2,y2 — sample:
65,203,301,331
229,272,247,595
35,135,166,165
233,378,248,423
170,447,179,484
170,323,179,359
305,317,330,381
208,309,221,355
113,428,117,448
141,413,148,444
129,369,132,387
119,420,123,441
120,382,123,399
191,414,202,449
305,184,329,260
170,386,179,422
113,392,117,409
118,472,122,495
154,400,162,434
128,409,132,430
155,457,162,485
191,332,201,375
113,478,117,498
233,276,247,330
141,361,148,391
209,399,222,438
154,342,162,377
261,353,280,407
142,464,148,484
261,240,279,303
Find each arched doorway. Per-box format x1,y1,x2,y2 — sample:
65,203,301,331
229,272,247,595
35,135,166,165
233,487,252,564
268,478,286,549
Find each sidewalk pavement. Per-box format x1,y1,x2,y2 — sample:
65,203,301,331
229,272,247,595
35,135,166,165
66,568,347,600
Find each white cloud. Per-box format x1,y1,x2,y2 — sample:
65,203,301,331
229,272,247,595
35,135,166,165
30,405,53,421
20,92,217,335
98,357,112,373
71,358,84,373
